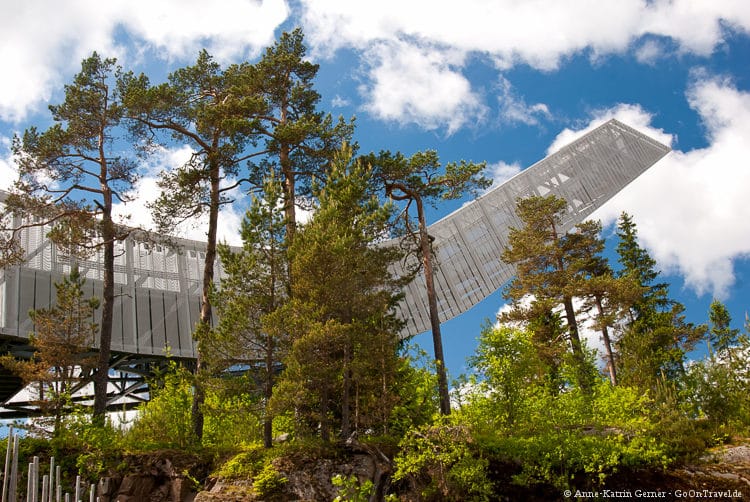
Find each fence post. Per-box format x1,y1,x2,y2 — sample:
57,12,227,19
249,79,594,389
47,458,54,502
2,426,13,502
27,463,33,502
73,476,80,502
32,456,39,502
41,476,48,502
9,435,19,502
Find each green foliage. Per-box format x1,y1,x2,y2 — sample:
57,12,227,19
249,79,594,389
494,385,670,489
124,363,194,450
216,443,267,479
51,413,125,481
332,474,374,502
394,423,493,501
615,212,707,390
683,335,750,434
458,324,674,491
215,444,287,498
202,381,264,450
500,195,610,392
253,462,288,498
272,144,405,441
466,325,545,430
387,346,440,438
708,299,743,356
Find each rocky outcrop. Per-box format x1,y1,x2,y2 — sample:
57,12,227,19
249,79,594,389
97,452,209,502
195,441,392,502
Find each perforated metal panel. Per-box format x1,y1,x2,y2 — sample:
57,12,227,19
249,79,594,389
0,224,213,358
0,119,670,357
392,119,671,337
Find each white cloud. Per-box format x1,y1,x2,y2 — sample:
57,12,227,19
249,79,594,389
634,39,666,65
121,0,289,62
361,41,485,134
331,95,350,108
496,76,551,126
302,0,750,67
302,1,644,70
0,0,288,122
112,145,245,246
641,0,750,55
563,79,750,299
300,0,750,132
0,137,17,191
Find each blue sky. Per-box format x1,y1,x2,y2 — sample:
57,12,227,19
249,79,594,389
1,1,749,378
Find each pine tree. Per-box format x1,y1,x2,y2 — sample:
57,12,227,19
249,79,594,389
614,212,706,389
121,50,265,440
708,299,741,358
249,28,354,245
121,30,352,439
272,145,405,440
210,174,289,448
367,150,489,415
4,53,139,421
500,195,599,392
571,220,645,385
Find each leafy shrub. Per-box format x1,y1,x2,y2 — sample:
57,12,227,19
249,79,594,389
332,474,374,502
387,346,440,438
216,443,266,479
202,378,263,449
51,412,125,481
253,462,287,498
394,423,492,501
124,362,194,450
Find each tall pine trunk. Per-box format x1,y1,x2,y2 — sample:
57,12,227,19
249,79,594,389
192,155,220,441
595,295,618,385
417,198,451,415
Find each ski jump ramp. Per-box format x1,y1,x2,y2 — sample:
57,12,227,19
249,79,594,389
0,119,671,359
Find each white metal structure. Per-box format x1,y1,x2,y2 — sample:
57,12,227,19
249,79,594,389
0,119,670,359
392,119,670,336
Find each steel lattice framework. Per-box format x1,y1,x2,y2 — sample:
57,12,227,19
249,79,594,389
0,119,670,360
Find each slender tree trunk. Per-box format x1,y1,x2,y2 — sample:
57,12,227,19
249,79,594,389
93,213,115,422
562,296,582,355
263,337,274,448
417,198,451,415
192,155,221,441
562,295,591,391
594,295,618,386
341,339,352,438
93,119,114,421
279,98,296,246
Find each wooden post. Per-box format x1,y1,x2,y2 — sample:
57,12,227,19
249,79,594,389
41,476,48,502
2,426,13,502
26,463,33,502
47,458,54,502
74,476,80,502
9,435,19,502
55,467,60,502
32,456,39,502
